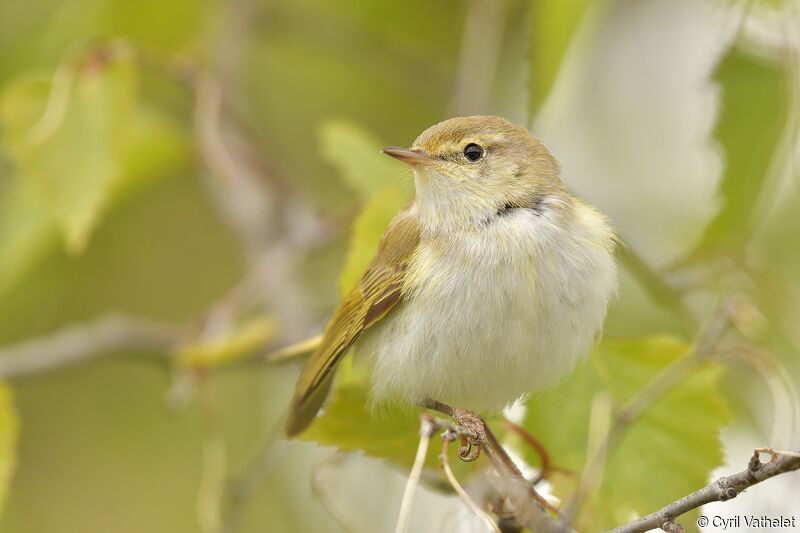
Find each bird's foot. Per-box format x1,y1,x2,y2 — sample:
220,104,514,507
421,399,488,462
452,407,487,462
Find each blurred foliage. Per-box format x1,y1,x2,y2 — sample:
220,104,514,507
523,337,728,530
689,47,788,259
176,315,277,370
0,383,17,516
319,121,404,200
527,0,595,116
0,0,798,532
0,43,138,253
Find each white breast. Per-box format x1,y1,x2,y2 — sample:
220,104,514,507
357,196,617,412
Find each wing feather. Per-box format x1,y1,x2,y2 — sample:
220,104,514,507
285,207,420,436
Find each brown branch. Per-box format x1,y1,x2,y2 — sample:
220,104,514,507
503,419,558,484
421,402,575,533
605,448,800,533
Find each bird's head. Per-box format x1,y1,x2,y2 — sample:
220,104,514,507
383,116,564,229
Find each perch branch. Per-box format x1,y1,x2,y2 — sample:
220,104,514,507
421,402,575,533
606,448,800,533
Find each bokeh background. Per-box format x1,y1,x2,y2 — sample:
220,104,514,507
0,0,798,532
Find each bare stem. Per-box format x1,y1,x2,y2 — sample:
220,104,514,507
394,416,435,533
440,431,501,533
605,448,800,533
422,400,575,533
502,419,558,484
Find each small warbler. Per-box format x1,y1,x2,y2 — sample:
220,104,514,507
286,115,617,436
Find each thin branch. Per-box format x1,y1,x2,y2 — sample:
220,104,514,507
0,314,182,379
606,448,800,533
197,381,228,533
502,419,563,484
195,71,243,184
394,415,435,533
440,431,502,533
422,401,575,533
265,334,322,363
567,393,614,518
659,519,685,533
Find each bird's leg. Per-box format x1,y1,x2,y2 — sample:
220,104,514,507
420,399,488,462
422,399,560,515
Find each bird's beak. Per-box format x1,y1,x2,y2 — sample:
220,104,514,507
382,146,432,166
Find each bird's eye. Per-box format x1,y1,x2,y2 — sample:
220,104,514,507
463,143,484,162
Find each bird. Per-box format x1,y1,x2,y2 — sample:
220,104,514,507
285,115,617,439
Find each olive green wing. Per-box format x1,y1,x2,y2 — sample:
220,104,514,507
285,208,420,436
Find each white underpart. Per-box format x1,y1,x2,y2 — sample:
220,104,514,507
358,196,617,411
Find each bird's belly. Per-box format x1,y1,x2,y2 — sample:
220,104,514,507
357,208,616,412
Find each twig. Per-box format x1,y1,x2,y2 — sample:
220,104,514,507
423,401,553,508
0,314,182,379
197,381,228,533
265,334,322,363
502,419,557,484
195,71,242,184
605,448,800,533
440,431,502,533
659,519,685,533
394,415,436,533
566,300,734,518
422,401,575,533
567,393,614,517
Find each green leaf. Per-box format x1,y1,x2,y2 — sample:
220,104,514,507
0,382,18,516
0,167,56,295
528,0,596,117
318,120,413,294
302,356,494,477
520,336,728,530
319,120,408,200
338,184,412,295
176,315,277,370
690,47,788,257
0,70,190,295
0,45,138,253
301,356,426,468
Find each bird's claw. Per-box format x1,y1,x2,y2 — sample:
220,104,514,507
452,408,487,463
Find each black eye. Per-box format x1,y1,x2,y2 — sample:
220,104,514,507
463,143,484,162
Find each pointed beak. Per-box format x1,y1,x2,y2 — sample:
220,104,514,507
382,146,432,166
